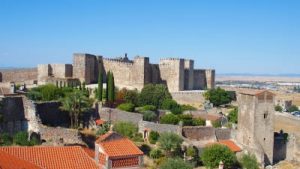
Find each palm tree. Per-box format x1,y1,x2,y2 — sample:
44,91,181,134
60,90,92,128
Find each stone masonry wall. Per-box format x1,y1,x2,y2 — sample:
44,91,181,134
0,68,37,84
99,107,143,125
182,126,216,141
138,121,182,135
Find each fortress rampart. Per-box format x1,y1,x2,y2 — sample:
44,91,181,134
0,68,37,84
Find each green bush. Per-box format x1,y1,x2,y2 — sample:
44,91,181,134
149,131,160,144
113,121,138,138
138,84,172,108
158,132,183,156
137,105,157,112
239,153,259,169
204,87,232,107
178,114,194,126
117,103,135,112
27,84,74,101
212,120,222,128
181,104,197,111
124,89,139,104
143,111,157,122
186,146,197,158
287,105,299,112
201,144,237,169
228,107,238,124
162,99,182,115
132,133,144,142
160,158,193,169
0,133,13,146
192,118,205,126
160,114,179,125
13,131,39,146
274,105,283,112
150,148,163,159
96,122,110,136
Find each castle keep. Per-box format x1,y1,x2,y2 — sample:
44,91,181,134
37,53,215,92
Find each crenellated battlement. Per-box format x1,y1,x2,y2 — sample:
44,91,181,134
102,58,134,66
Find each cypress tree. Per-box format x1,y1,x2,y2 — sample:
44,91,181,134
111,73,115,101
97,66,103,101
105,71,110,101
108,72,114,102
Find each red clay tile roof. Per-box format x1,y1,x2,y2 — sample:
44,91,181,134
218,140,242,152
0,150,41,169
96,132,143,159
0,146,99,169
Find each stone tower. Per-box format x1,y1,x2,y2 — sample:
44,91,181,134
237,90,274,166
73,53,98,84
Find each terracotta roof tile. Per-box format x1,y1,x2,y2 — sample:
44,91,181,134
95,119,106,125
0,150,41,169
0,146,99,169
218,140,242,152
96,132,143,158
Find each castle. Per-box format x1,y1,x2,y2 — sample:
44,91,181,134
37,53,215,92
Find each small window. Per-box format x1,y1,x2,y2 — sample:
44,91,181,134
264,138,266,141
264,111,268,119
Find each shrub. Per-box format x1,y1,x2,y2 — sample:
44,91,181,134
137,105,157,112
0,133,13,146
113,121,138,138
150,148,163,159
239,153,259,169
13,131,31,146
274,105,283,112
228,107,238,124
149,131,160,144
181,104,197,111
204,87,232,107
192,118,205,126
186,146,197,159
132,133,144,142
178,114,193,126
162,99,182,115
117,103,135,112
160,158,193,169
287,105,299,112
212,120,222,128
138,84,172,108
143,111,157,122
201,144,237,169
158,132,183,156
124,89,139,104
96,122,110,136
27,84,69,101
160,114,179,125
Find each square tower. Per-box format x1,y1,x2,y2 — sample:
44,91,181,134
237,90,275,165
73,53,97,84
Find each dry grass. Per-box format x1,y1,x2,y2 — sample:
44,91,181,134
274,113,300,133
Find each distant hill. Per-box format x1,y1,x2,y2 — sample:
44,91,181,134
217,73,300,78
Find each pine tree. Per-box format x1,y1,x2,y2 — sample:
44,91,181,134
97,66,103,101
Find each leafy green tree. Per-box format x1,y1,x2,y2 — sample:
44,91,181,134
181,104,197,111
204,87,232,107
287,105,299,112
60,90,93,128
113,121,138,139
160,114,179,125
274,105,283,112
138,84,172,108
201,144,237,169
178,114,194,126
150,148,163,159
239,153,259,169
162,99,183,115
228,107,238,124
143,111,157,122
124,89,139,104
157,132,183,157
160,158,193,169
117,103,135,112
149,131,160,144
97,67,103,101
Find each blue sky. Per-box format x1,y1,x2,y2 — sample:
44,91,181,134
0,0,299,74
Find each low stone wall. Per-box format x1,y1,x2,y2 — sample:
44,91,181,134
182,126,216,141
99,107,143,125
171,91,205,107
0,68,37,84
286,133,300,162
35,101,70,127
138,121,182,135
215,128,231,140
39,125,85,146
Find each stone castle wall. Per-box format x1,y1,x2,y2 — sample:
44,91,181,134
0,68,37,84
36,53,215,92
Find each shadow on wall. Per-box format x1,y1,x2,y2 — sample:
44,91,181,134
35,102,70,127
273,131,288,163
